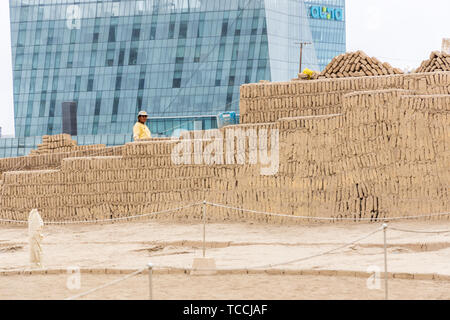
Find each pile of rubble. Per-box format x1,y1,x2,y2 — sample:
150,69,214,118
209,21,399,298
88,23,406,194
318,51,403,79
415,51,450,73
29,134,105,155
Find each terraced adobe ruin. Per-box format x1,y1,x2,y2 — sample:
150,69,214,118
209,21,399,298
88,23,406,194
0,52,448,224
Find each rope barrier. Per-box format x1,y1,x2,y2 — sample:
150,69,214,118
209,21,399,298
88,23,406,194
151,226,383,272
64,267,146,300
0,224,384,300
62,226,381,300
7,217,449,300
0,202,202,225
206,202,450,222
388,227,450,234
250,226,383,269
1,201,449,225
59,225,385,299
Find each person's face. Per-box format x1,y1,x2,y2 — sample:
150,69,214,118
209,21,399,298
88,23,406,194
138,115,148,123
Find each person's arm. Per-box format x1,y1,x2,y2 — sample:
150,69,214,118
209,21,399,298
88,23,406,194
133,123,140,141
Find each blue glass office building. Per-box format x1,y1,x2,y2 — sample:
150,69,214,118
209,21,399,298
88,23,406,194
2,0,345,157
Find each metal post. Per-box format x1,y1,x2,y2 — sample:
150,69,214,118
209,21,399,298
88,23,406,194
147,262,153,300
382,223,388,300
202,200,206,258
299,43,304,74
295,42,311,74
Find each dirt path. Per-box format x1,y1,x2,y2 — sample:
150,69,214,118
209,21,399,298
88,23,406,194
1,273,449,300
1,219,449,299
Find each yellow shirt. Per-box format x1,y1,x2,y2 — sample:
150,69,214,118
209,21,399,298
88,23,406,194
133,122,152,140
302,68,316,79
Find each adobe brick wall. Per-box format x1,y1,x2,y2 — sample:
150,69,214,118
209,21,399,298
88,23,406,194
0,72,448,223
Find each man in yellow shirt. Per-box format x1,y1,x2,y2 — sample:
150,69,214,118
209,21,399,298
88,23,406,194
133,111,152,141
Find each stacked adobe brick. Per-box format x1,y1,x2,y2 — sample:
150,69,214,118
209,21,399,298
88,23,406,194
0,64,448,223
415,51,450,73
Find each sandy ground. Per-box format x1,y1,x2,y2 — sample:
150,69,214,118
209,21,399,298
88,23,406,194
1,273,450,300
1,219,450,299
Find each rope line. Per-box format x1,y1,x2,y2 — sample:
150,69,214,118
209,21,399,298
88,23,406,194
64,226,381,299
0,202,201,225
64,267,146,300
151,226,383,272
206,202,450,222
389,227,450,234
1,201,449,225
250,226,383,269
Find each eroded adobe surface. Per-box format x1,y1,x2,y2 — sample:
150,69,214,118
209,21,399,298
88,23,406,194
0,71,448,223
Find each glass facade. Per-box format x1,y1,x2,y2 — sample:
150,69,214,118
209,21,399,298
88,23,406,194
306,1,346,70
2,0,346,158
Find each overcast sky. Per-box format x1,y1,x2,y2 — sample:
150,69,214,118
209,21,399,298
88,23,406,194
0,0,449,136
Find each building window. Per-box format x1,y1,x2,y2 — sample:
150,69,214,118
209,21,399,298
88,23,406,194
17,30,26,47
90,50,97,66
94,97,102,116
29,76,36,92
32,53,38,69
74,76,81,92
106,49,115,66
132,28,141,41
169,20,176,39
118,49,125,66
49,99,56,117
221,22,228,37
150,23,157,40
129,47,138,65
235,17,242,36
215,68,222,87
47,27,54,45
70,29,77,44
226,92,233,110
44,51,51,69
228,76,235,86
197,20,204,38
39,99,46,117
54,51,61,68
136,95,143,111
108,26,116,42
87,79,94,92
67,56,73,68
172,78,181,88
112,97,120,120
179,22,187,39
251,16,258,35
35,28,42,45
52,76,58,91
172,69,182,88
218,44,225,61
15,53,24,70
115,76,122,90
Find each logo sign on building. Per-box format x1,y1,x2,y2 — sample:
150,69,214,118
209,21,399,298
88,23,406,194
310,6,344,21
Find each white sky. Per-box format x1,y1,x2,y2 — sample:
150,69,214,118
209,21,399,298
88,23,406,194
0,0,449,136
